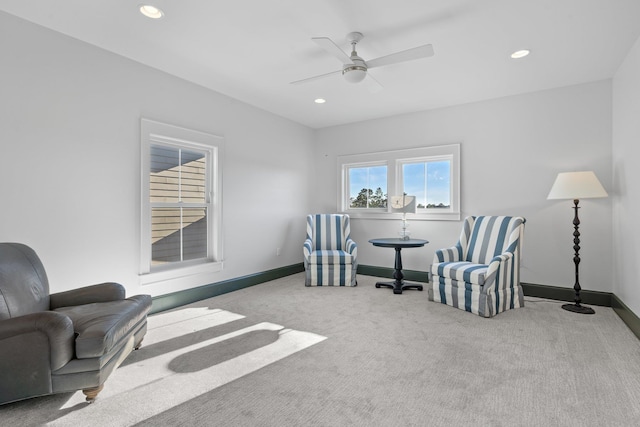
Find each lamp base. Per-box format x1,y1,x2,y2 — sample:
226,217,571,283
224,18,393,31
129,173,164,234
561,303,595,314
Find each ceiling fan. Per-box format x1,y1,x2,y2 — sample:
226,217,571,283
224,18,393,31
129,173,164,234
291,31,434,90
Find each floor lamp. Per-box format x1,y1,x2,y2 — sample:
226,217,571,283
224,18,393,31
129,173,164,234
547,171,608,314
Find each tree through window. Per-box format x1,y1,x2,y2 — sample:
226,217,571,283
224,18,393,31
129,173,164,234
348,165,387,209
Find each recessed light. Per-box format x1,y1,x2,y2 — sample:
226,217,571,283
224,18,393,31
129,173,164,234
139,4,164,19
510,49,530,59
314,98,326,104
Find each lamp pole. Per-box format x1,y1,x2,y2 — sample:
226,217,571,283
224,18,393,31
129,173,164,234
561,199,595,314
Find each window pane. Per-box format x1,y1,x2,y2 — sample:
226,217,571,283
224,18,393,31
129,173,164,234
150,146,206,203
403,160,451,209
150,145,179,203
151,207,207,265
151,207,181,264
182,208,208,261
181,150,206,203
349,165,387,208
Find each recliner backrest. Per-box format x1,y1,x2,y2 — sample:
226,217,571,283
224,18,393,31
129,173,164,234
306,214,351,251
463,216,525,264
0,243,51,320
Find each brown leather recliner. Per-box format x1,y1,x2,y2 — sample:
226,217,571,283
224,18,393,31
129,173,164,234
0,243,152,405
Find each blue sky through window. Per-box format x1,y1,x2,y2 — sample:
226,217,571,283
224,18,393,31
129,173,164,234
402,160,451,207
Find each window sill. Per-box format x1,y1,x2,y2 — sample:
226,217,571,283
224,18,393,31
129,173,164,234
140,261,223,286
342,211,461,221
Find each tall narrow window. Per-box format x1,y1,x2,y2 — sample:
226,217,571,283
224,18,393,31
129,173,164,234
140,119,224,283
150,145,208,265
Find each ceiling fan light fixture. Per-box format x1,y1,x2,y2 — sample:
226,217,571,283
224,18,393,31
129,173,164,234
342,65,367,83
139,4,164,19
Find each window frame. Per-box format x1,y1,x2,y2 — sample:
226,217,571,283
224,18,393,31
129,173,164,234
337,144,460,221
140,118,224,285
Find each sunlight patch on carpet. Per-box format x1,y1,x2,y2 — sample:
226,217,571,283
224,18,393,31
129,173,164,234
48,308,326,426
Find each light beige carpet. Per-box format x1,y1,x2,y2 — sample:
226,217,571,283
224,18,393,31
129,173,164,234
2,273,640,426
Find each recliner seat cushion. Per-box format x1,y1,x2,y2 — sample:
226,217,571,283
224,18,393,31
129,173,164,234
54,295,152,358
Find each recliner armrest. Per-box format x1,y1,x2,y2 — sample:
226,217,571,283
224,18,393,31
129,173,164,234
0,311,75,371
50,282,126,309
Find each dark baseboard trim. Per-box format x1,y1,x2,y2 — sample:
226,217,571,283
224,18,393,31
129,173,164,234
150,263,304,314
149,265,640,341
611,294,640,340
357,264,429,283
521,282,612,307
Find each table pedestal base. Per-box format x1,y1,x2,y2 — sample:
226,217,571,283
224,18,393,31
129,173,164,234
375,281,423,294
374,246,424,295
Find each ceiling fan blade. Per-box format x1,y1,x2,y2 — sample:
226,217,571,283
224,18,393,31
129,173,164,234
364,72,383,93
367,44,434,69
312,37,353,64
290,69,341,85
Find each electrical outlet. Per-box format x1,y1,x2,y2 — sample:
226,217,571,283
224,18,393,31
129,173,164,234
276,247,282,256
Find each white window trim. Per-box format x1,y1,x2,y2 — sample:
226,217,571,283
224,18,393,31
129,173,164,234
140,118,224,285
337,144,460,221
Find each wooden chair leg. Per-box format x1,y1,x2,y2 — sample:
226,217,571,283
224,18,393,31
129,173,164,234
82,384,104,403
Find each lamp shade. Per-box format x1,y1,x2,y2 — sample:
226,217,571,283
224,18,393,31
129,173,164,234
390,195,417,213
547,171,608,200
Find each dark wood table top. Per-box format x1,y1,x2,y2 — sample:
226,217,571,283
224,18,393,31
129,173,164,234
368,238,429,248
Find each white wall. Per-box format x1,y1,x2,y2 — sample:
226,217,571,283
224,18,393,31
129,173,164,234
314,81,613,292
0,12,314,297
0,11,624,306
613,35,640,315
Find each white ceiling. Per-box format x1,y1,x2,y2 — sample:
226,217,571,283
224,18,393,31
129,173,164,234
2,0,640,129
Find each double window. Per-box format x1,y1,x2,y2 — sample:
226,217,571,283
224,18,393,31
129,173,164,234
338,144,460,220
140,119,224,283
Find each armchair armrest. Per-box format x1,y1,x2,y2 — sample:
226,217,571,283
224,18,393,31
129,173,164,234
303,238,313,262
484,252,515,288
0,311,75,371
433,245,463,264
50,282,126,309
345,238,357,258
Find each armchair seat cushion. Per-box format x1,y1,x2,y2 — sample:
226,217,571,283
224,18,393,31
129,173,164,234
431,261,488,286
308,250,354,265
54,295,152,358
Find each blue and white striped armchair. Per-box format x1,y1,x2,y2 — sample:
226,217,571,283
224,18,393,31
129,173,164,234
428,216,526,317
303,214,358,286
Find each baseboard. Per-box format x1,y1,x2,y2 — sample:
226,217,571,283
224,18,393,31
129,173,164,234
521,282,612,307
150,265,640,341
611,294,640,340
150,263,304,314
357,264,429,283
